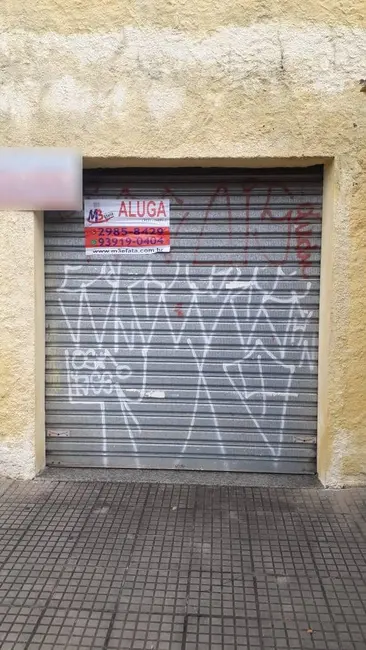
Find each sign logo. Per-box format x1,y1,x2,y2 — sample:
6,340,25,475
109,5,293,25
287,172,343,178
87,209,115,224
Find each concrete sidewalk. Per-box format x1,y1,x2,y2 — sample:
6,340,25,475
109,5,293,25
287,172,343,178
0,480,365,649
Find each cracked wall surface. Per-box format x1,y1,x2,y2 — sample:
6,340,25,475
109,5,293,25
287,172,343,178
0,1,365,484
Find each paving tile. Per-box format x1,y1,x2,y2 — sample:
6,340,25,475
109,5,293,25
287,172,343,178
0,482,365,649
117,568,188,615
108,612,184,649
25,608,113,649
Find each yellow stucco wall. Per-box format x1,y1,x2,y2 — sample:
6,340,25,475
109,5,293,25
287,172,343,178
0,211,44,478
0,1,365,484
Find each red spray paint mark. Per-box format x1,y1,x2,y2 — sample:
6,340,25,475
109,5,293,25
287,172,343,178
242,186,254,266
163,188,188,263
174,303,184,318
119,187,134,198
193,186,232,265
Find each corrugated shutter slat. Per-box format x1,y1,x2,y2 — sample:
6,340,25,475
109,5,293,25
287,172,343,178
44,168,322,473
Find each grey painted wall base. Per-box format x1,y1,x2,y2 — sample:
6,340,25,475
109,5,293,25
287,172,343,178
39,467,321,487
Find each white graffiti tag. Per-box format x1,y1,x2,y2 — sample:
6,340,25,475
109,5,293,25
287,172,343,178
57,260,316,467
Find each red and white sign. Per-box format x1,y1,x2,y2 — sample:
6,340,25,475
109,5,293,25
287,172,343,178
84,198,170,256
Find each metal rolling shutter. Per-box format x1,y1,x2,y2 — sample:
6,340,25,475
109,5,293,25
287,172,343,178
45,168,322,473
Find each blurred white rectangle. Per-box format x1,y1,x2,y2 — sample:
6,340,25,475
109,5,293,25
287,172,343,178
0,147,82,210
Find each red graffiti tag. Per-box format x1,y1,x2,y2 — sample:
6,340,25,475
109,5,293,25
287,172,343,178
293,204,320,277
248,185,320,275
252,184,294,266
85,180,320,274
193,186,233,265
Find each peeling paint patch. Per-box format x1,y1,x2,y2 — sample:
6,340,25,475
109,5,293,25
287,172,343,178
225,280,252,289
0,438,35,479
147,85,185,120
0,23,365,126
42,75,93,114
109,83,126,116
0,82,35,120
144,390,166,398
323,428,351,487
124,388,166,398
